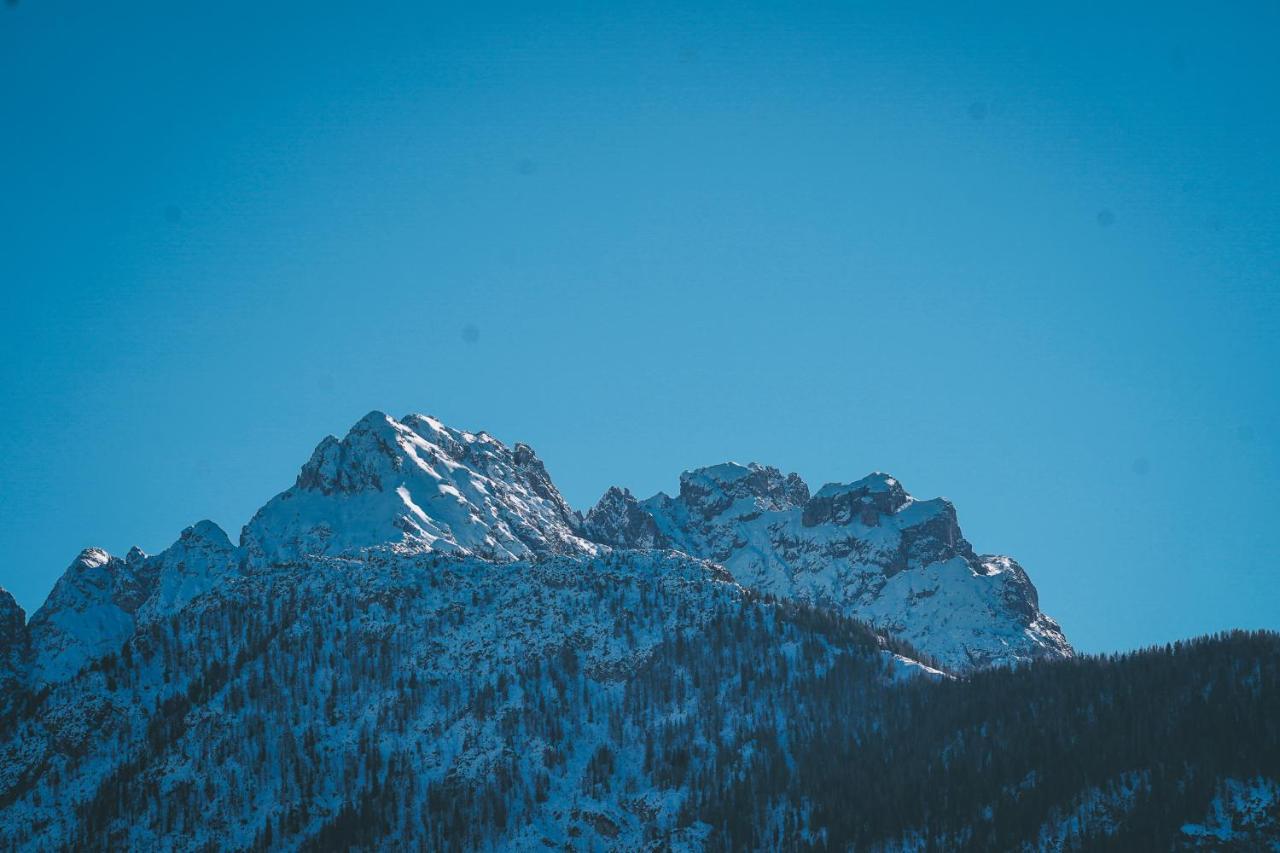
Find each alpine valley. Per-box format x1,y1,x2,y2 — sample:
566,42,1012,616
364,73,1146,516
0,412,1276,851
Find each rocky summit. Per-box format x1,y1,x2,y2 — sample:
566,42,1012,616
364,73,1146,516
241,411,597,565
586,463,1070,670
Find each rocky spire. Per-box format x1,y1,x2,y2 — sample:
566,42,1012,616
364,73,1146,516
583,487,670,550
595,466,1070,670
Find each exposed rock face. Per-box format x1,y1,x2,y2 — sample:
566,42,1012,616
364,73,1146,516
582,487,669,549
676,462,811,521
802,473,909,527
0,588,26,714
0,588,24,660
587,467,1070,670
241,411,596,564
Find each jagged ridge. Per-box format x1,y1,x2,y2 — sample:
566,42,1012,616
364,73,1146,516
6,411,1067,692
586,463,1070,670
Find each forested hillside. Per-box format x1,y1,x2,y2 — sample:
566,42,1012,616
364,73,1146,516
1,547,1274,850
688,629,1280,850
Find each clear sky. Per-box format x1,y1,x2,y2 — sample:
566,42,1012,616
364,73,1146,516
2,1,1277,653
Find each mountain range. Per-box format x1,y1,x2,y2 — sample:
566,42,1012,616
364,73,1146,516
0,411,1275,850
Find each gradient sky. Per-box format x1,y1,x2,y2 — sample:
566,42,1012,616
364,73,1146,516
2,1,1277,654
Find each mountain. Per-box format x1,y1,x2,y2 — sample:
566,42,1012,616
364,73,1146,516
0,410,1275,851
238,412,1065,669
25,548,156,687
12,410,599,691
0,589,25,719
241,412,595,565
586,463,1069,670
21,522,238,688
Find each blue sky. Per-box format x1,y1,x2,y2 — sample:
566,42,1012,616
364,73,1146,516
1,1,1276,653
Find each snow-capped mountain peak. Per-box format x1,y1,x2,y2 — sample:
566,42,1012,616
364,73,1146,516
20,522,240,686
136,519,237,622
241,411,597,564
592,465,1071,670
25,547,154,685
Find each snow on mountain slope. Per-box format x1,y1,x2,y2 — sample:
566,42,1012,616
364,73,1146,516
25,548,155,686
1181,777,1280,848
588,464,1070,670
3,409,1276,850
135,520,238,622
22,522,238,687
14,412,1068,693
241,411,597,564
0,549,930,851
17,407,609,687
